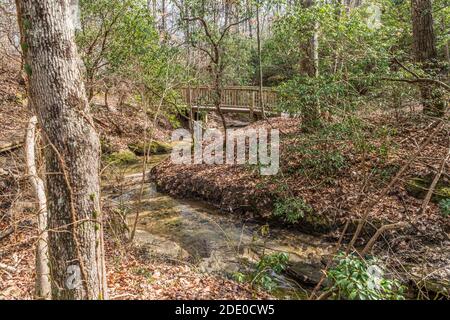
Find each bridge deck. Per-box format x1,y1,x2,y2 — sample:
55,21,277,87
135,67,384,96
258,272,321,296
191,105,273,114
179,86,278,116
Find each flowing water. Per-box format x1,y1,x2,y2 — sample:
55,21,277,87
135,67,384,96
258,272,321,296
103,158,334,299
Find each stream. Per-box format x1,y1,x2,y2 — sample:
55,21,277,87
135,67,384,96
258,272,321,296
103,157,335,299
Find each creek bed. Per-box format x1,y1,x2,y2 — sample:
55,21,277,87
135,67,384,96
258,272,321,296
103,159,335,299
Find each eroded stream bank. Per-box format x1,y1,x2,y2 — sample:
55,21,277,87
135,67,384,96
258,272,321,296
102,160,335,299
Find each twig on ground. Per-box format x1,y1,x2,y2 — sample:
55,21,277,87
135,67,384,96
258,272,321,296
0,227,14,241
420,144,450,215
361,222,408,256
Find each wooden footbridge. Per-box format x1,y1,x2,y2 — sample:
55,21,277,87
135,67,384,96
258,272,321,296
179,86,278,119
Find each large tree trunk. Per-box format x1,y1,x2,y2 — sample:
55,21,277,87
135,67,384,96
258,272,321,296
300,0,319,78
213,64,227,131
411,0,445,116
161,0,166,40
16,0,107,300
246,0,253,38
300,0,320,130
256,1,266,119
442,17,450,67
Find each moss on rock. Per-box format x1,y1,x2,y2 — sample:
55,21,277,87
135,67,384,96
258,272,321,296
128,141,172,156
405,175,450,203
106,150,139,165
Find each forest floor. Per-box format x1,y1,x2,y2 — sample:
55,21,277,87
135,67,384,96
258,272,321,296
0,61,270,299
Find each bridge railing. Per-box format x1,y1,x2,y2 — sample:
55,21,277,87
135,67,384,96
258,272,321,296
178,86,278,112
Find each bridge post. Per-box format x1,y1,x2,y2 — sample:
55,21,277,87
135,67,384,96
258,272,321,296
188,87,193,132
250,91,255,122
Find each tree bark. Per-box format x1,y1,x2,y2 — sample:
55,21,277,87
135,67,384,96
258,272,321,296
213,62,227,131
441,17,450,73
256,1,266,119
411,0,445,116
246,0,253,38
16,0,107,300
300,0,320,130
161,0,166,41
300,0,319,78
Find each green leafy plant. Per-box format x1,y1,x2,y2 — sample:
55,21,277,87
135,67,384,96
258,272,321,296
326,253,405,300
231,252,290,292
439,198,450,217
299,149,347,178
252,253,289,292
232,272,247,284
273,197,313,223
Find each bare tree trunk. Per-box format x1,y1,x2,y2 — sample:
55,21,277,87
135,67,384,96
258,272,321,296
256,2,266,119
150,0,157,20
311,21,319,78
104,88,109,109
25,116,51,300
445,40,450,69
214,66,227,131
300,0,321,130
16,0,107,300
161,0,166,39
246,0,253,38
442,17,450,73
300,0,319,77
411,0,445,116
104,87,117,112
87,72,95,103
225,0,230,26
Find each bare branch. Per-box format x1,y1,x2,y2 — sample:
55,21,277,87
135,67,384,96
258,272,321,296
361,222,408,256
393,57,421,79
382,77,450,92
218,17,250,45
184,16,217,46
420,145,450,215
